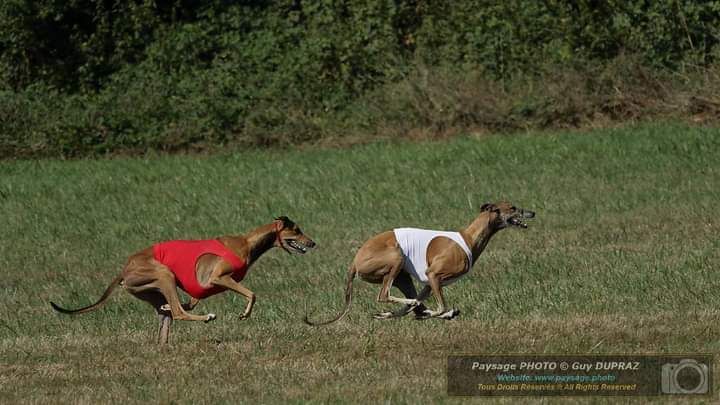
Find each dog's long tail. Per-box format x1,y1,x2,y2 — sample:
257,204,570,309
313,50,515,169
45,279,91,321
50,274,123,315
303,265,356,326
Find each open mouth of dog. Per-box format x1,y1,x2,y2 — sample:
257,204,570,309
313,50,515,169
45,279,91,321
509,211,536,229
285,239,312,254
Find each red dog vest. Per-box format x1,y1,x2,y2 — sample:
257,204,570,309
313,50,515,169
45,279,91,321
152,239,247,299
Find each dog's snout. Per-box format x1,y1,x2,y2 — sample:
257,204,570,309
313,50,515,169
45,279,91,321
306,239,317,248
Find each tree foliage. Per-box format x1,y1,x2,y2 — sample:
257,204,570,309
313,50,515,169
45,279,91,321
1,0,719,157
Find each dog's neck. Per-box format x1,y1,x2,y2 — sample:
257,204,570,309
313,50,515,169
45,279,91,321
224,223,279,266
247,223,282,264
461,211,500,264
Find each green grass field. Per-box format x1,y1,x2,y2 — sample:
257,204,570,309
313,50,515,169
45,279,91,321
1,123,718,404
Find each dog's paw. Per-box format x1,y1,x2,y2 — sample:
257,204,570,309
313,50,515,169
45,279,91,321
439,308,460,320
205,313,217,323
372,311,394,320
412,304,428,314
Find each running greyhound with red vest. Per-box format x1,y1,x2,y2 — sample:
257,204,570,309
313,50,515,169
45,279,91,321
51,216,316,343
304,202,534,325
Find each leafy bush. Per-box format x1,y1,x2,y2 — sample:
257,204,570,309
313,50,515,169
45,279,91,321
1,0,719,157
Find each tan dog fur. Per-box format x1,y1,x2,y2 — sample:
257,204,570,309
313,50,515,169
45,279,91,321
51,217,315,343
304,202,534,325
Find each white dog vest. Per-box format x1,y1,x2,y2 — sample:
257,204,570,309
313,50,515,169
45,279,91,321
393,228,473,284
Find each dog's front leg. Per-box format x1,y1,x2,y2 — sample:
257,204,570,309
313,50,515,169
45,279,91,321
422,274,459,320
211,275,256,319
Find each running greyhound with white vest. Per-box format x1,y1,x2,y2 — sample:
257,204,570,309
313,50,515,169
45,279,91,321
304,202,534,325
51,216,316,343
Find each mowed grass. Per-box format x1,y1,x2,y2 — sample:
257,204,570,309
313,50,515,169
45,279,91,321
1,123,719,404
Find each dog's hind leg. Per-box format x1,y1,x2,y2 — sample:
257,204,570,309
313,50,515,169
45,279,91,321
153,294,173,344
153,276,216,323
124,261,216,323
373,261,421,319
158,314,172,344
377,253,419,304
129,290,174,344
353,242,417,319
386,271,428,318
378,275,419,305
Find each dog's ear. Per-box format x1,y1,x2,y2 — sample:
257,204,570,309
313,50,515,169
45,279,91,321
480,203,498,212
274,216,293,228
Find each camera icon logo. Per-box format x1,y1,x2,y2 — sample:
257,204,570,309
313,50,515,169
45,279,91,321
661,359,709,394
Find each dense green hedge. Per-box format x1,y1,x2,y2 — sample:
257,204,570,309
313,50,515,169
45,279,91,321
1,1,720,157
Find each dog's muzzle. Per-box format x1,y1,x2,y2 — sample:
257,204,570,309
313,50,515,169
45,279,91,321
285,239,316,254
